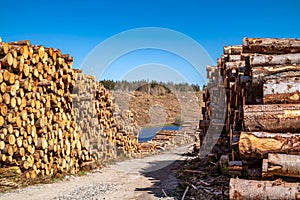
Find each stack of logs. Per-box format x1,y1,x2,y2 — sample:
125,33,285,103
200,38,300,199
0,39,87,178
73,72,140,162
0,39,140,179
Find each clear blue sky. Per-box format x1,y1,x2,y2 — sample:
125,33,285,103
2,0,300,85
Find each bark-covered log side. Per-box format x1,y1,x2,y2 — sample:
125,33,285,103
262,153,300,178
263,77,300,104
252,65,300,84
243,37,300,54
244,104,300,132
239,132,300,159
229,178,300,200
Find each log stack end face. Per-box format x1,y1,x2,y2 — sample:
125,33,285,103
0,38,141,178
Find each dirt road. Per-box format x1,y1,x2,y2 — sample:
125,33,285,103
0,145,192,200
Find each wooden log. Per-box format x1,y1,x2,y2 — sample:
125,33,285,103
6,134,15,145
229,178,300,200
262,153,300,178
6,85,17,96
225,61,245,70
36,137,48,150
228,55,242,62
243,38,300,54
239,132,300,159
224,46,242,55
3,145,14,156
263,77,300,103
0,53,14,67
244,104,300,132
33,46,45,59
8,40,30,46
252,64,300,84
0,103,8,116
228,161,243,177
0,116,4,127
0,140,5,150
0,42,10,55
250,53,300,66
2,70,10,83
0,82,6,93
23,64,30,77
3,93,10,105
10,45,29,60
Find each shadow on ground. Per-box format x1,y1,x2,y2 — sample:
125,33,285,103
135,154,187,198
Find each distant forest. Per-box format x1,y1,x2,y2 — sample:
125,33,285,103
100,80,201,95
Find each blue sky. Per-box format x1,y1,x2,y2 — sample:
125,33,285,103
2,0,300,85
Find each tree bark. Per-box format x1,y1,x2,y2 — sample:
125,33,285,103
263,77,300,104
229,178,300,200
249,53,300,66
262,153,300,178
243,37,300,54
239,132,300,159
252,64,300,84
244,104,300,132
224,45,242,55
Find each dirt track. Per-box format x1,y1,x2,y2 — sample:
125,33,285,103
0,145,192,200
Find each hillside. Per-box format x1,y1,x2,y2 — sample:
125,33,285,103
112,90,204,127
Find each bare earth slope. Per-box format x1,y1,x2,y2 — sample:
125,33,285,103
113,91,203,126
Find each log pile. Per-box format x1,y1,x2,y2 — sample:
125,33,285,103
151,128,196,150
72,72,140,162
0,39,87,178
0,38,141,179
199,38,300,199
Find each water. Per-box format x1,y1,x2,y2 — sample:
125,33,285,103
138,124,181,142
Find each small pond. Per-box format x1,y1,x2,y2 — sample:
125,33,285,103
138,124,181,142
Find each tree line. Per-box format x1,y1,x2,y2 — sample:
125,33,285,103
99,79,201,93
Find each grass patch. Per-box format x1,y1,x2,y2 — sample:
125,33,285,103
78,171,87,176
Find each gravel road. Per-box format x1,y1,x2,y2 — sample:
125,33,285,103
0,145,192,200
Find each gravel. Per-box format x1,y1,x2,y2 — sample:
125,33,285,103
54,183,118,200
0,145,192,200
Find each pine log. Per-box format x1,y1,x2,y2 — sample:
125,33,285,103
225,61,246,70
0,116,4,127
263,77,300,103
0,103,8,116
6,134,16,145
228,55,242,62
0,83,6,94
250,53,300,66
244,104,300,132
3,93,10,105
0,43,10,55
229,178,300,200
0,53,14,67
262,153,300,178
10,45,29,59
252,64,300,84
239,132,300,159
224,46,242,55
9,40,30,46
243,38,300,54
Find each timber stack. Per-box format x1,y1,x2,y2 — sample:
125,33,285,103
200,38,300,199
0,38,140,179
0,39,88,178
73,72,140,161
